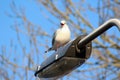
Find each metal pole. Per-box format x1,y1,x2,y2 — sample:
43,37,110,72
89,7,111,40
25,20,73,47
78,19,120,49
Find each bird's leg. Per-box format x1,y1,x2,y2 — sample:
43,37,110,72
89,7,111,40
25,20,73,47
55,42,61,51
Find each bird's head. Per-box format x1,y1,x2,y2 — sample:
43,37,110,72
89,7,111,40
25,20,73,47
60,20,66,27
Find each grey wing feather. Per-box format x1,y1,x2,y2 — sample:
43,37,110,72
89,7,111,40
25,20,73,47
45,31,57,53
52,31,57,46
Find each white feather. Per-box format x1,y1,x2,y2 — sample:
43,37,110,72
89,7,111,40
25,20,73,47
45,20,71,53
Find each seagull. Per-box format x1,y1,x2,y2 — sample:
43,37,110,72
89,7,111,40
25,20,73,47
45,20,71,53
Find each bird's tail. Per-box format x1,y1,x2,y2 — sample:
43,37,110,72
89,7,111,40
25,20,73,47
45,47,53,53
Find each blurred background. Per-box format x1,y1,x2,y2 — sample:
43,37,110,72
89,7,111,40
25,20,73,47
0,0,120,80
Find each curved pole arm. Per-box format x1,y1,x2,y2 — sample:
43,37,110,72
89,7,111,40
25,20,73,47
78,19,120,49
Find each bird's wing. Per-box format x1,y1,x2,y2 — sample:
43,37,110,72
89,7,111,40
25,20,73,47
52,31,57,46
45,29,61,53
52,29,60,46
45,31,57,53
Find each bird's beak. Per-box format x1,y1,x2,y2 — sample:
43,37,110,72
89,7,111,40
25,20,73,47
60,23,64,27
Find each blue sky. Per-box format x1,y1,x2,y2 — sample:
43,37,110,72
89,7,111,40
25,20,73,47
0,0,14,45
0,0,98,47
0,0,61,79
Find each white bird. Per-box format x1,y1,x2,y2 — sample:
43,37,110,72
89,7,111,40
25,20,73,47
45,20,71,53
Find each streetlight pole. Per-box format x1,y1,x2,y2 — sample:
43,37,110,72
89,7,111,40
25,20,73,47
35,19,120,79
78,19,120,49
